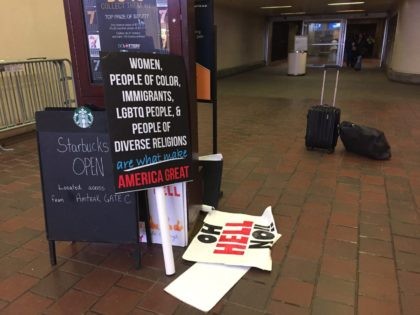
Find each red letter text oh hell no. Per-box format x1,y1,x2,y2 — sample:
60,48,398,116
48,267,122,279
197,221,253,255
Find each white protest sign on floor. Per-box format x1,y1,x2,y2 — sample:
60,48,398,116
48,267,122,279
165,206,282,312
182,206,281,271
164,262,250,312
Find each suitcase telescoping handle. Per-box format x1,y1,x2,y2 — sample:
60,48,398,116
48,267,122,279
320,65,340,107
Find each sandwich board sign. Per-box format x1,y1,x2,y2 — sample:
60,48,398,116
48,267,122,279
36,109,141,267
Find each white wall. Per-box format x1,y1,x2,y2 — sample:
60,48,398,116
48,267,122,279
390,0,420,74
0,0,70,61
214,5,266,71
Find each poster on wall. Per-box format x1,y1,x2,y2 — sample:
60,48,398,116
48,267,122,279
101,52,193,193
82,0,169,83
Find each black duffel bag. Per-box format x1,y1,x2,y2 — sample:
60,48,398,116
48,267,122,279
339,121,391,160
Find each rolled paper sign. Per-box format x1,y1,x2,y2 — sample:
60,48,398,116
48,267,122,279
154,186,175,275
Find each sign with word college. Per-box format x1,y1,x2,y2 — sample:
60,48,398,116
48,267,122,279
182,207,281,271
101,52,192,193
82,0,169,83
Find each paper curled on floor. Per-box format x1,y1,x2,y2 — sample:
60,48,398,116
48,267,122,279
164,262,250,312
182,206,281,271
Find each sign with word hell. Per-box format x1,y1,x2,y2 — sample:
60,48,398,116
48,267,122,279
182,207,281,271
139,182,188,247
101,52,192,192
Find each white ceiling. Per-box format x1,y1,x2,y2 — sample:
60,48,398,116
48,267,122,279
214,0,398,16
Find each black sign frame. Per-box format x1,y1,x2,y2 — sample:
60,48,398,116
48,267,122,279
194,0,218,153
195,0,216,94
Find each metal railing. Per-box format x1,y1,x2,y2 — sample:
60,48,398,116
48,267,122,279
0,58,76,136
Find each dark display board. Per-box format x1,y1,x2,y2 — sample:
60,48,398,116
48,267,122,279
36,110,139,243
194,0,218,153
63,0,201,213
101,52,192,193
195,0,215,102
82,0,169,83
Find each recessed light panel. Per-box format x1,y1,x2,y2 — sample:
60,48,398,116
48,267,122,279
260,5,292,9
328,2,365,6
336,9,365,12
281,11,306,15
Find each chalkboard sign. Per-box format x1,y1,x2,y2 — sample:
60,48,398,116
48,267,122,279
36,110,141,264
101,52,193,193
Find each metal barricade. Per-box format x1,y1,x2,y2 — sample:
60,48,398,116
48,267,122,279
0,58,76,136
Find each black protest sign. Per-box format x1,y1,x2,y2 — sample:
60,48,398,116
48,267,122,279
36,110,139,243
101,52,192,193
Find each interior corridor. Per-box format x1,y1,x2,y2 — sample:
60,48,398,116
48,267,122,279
1,63,420,314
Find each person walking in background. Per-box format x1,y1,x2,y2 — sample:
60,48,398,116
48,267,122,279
366,34,375,58
350,34,358,68
354,33,367,71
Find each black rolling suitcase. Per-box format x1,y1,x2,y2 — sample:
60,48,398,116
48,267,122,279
305,65,341,153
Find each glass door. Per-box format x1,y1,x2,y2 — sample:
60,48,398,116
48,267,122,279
303,20,346,67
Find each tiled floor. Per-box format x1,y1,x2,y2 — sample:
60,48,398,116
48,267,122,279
1,62,420,314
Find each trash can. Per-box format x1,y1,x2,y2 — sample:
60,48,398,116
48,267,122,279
288,51,307,76
199,153,223,209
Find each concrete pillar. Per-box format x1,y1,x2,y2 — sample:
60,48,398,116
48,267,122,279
388,0,420,83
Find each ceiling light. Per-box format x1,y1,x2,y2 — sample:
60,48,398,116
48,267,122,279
336,9,365,12
328,2,365,6
260,5,292,9
281,12,306,15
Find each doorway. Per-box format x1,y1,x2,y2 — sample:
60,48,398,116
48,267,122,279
271,21,302,62
345,19,387,68
303,20,346,67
